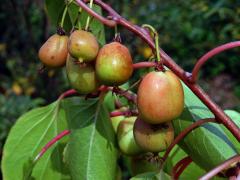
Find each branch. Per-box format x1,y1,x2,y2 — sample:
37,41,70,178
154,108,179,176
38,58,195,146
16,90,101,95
110,109,138,117
133,62,156,69
161,118,216,162
75,0,116,26
34,130,70,162
58,89,78,100
199,155,240,180
172,156,192,179
190,41,240,83
75,0,240,141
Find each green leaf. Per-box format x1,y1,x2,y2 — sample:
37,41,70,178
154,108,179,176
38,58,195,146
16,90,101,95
45,0,65,26
63,97,118,180
1,100,70,180
172,83,238,171
131,170,171,180
161,145,226,180
222,110,240,153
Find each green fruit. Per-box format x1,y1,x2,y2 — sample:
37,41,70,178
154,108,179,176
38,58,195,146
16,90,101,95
110,107,129,133
130,155,159,176
68,30,99,62
133,118,174,152
117,117,143,156
137,70,184,124
66,55,99,94
95,42,133,86
38,34,68,67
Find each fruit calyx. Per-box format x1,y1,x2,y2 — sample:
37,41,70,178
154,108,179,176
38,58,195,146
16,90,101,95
57,27,66,36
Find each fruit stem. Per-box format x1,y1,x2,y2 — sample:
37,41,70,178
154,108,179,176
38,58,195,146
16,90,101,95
142,24,161,63
85,0,94,31
110,109,138,117
33,130,70,163
60,5,68,28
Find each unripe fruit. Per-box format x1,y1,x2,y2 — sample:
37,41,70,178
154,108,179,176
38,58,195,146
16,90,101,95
95,42,133,86
130,155,159,176
68,30,99,62
117,116,143,156
110,107,129,133
133,118,174,152
38,34,68,67
137,70,184,124
66,55,99,94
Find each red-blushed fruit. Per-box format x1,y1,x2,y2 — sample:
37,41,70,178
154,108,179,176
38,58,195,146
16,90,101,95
117,116,143,156
95,42,133,86
137,70,184,124
68,30,99,62
130,154,159,176
66,55,99,94
133,118,174,152
38,34,68,67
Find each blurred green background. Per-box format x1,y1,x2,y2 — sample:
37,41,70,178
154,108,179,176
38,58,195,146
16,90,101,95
0,0,240,167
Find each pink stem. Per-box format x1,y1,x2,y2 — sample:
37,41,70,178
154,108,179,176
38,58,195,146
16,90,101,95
172,156,193,179
133,62,156,69
162,118,216,163
110,110,138,117
34,130,70,162
58,89,78,100
199,155,240,180
75,0,116,27
190,41,240,83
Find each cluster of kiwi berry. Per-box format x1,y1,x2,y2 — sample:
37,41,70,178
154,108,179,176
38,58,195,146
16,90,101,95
38,28,133,94
111,67,184,174
39,26,184,175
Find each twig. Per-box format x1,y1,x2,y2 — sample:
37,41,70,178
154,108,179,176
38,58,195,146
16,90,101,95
34,130,70,162
161,118,216,163
199,155,240,180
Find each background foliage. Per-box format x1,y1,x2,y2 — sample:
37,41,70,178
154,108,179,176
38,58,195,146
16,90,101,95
0,0,240,177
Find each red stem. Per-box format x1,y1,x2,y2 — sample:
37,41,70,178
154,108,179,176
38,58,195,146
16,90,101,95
34,130,70,162
75,0,116,27
162,118,216,162
74,0,240,142
110,110,138,117
172,156,193,180
190,41,240,83
133,62,156,69
199,155,240,180
58,89,78,100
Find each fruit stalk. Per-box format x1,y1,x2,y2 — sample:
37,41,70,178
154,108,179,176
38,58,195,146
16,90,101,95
75,0,240,142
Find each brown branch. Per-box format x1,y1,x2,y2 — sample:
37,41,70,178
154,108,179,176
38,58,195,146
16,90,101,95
161,118,216,163
199,155,240,180
74,0,240,142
